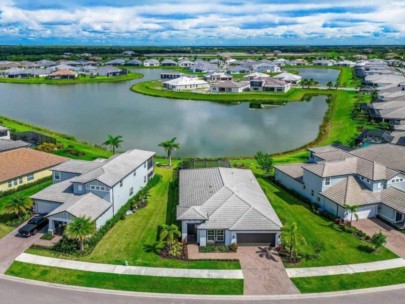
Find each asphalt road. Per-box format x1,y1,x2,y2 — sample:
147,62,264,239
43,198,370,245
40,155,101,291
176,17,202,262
0,275,404,304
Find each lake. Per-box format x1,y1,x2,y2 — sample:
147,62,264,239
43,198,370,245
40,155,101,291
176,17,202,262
0,68,333,158
291,68,340,85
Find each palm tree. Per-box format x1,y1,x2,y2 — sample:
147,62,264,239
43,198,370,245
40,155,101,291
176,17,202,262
159,224,181,244
65,216,95,252
326,81,333,89
3,195,33,219
282,222,306,259
346,205,359,226
102,135,123,154
158,137,180,166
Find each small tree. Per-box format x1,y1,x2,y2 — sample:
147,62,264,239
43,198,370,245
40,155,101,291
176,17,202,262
102,135,123,154
65,216,95,252
346,205,359,226
326,81,333,89
255,151,273,176
158,137,180,166
371,231,387,252
3,195,33,219
159,224,181,244
282,222,306,259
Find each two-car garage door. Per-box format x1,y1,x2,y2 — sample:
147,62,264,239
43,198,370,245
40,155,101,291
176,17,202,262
237,233,276,246
355,205,377,219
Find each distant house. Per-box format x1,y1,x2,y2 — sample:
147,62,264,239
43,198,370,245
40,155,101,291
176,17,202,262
94,66,122,77
312,59,335,66
161,59,177,66
126,59,142,66
53,64,75,71
336,60,356,67
143,59,160,67
160,72,184,81
204,72,233,82
177,168,283,247
36,60,56,68
32,149,155,235
252,63,280,73
227,65,250,74
189,62,219,73
273,72,302,84
48,69,78,79
210,80,250,93
163,76,209,91
250,77,291,92
209,59,224,66
243,72,270,81
0,126,10,140
178,60,194,68
288,59,308,66
123,51,135,56
1,68,30,78
105,59,126,66
0,148,66,193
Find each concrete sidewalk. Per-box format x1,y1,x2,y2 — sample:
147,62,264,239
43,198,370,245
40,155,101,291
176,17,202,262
15,253,244,280
286,258,405,278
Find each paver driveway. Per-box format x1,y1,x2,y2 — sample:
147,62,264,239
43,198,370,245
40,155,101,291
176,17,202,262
353,219,405,258
0,220,45,273
237,246,299,295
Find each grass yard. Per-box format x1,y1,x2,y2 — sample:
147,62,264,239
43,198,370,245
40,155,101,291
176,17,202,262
0,180,52,239
292,267,405,293
6,262,243,295
337,67,362,88
0,73,142,84
27,166,240,270
258,179,397,268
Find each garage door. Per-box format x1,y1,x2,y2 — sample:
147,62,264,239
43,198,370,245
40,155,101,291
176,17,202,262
35,201,59,214
237,233,276,246
356,205,377,219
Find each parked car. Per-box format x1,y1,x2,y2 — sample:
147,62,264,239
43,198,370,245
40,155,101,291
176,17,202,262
18,216,48,237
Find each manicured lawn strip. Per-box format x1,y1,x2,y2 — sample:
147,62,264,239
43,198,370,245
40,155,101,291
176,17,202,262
27,166,240,270
0,73,142,85
292,267,405,293
0,180,52,239
258,179,397,268
337,67,361,88
6,262,243,295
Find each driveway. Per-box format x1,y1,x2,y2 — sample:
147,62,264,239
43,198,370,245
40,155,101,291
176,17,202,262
0,220,45,273
353,219,405,258
237,246,299,295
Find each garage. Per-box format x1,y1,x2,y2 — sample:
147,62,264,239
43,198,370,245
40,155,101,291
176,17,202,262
34,201,59,214
355,205,378,219
237,233,276,246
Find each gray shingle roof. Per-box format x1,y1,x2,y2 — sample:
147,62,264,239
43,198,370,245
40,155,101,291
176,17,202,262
177,168,282,231
273,163,304,181
51,159,106,174
0,139,29,153
381,187,405,214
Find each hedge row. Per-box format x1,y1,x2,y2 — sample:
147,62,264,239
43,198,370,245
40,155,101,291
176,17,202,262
0,176,52,198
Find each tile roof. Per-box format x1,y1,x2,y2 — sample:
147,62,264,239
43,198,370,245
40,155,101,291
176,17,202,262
0,139,29,153
0,148,67,183
51,159,106,174
273,163,304,181
381,187,405,214
177,168,282,231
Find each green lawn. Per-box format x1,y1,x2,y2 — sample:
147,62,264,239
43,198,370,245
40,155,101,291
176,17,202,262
6,262,243,295
0,180,52,239
27,166,240,270
337,67,362,88
292,267,405,293
0,73,143,85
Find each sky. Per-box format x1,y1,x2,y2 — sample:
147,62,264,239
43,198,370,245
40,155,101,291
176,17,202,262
0,0,405,46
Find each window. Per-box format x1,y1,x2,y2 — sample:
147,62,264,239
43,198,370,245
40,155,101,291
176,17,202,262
54,171,61,180
129,187,134,196
7,180,12,188
27,174,34,181
13,179,18,186
207,230,215,241
325,177,331,186
120,181,123,187
133,170,136,176
18,177,23,184
311,190,314,196
144,162,146,168
216,230,225,242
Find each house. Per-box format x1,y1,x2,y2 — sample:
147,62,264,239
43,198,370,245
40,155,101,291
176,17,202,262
252,63,281,73
48,69,78,79
249,77,291,92
0,139,29,153
163,76,209,91
273,72,302,84
161,59,177,66
209,59,224,66
160,72,184,80
36,60,56,68
177,168,283,247
312,59,334,66
178,60,194,68
0,126,10,140
53,64,75,71
243,72,270,81
105,59,126,66
204,72,233,82
126,59,142,66
274,144,405,228
93,66,122,77
122,51,135,56
227,66,250,74
288,59,308,66
336,60,356,67
1,68,30,78
31,149,155,235
143,59,160,67
0,148,66,193
210,80,250,93
189,62,219,73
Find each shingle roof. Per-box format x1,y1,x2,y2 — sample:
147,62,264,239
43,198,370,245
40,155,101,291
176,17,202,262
0,139,29,153
381,187,405,214
0,148,67,183
51,159,106,174
177,168,282,231
273,163,304,181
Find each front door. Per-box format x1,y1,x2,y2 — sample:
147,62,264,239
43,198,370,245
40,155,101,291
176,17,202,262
396,212,403,222
187,224,197,243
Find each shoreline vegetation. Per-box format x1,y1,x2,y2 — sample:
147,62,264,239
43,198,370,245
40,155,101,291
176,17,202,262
0,72,143,85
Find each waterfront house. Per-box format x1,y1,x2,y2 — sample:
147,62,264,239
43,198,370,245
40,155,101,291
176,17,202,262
93,66,122,77
189,62,219,73
288,59,308,66
243,72,270,81
0,126,10,140
227,65,250,74
177,168,282,247
249,77,291,92
161,59,177,66
48,69,78,79
204,72,233,82
0,148,66,193
178,60,194,68
105,59,126,66
273,72,302,84
126,59,142,66
210,80,250,93
274,144,405,228
143,59,160,67
312,59,334,66
163,76,209,91
160,72,184,80
31,149,155,235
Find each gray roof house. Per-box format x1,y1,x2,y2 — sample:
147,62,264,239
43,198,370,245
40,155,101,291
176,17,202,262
0,139,30,153
177,168,282,247
126,59,142,66
210,80,250,93
105,59,126,66
161,59,177,66
31,149,155,235
274,144,405,229
93,66,122,77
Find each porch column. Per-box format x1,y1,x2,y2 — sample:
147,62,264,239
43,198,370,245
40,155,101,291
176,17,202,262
275,232,281,246
48,220,54,235
181,221,188,242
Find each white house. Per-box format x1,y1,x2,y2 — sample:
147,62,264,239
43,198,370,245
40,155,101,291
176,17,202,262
177,168,283,247
249,77,291,92
31,149,155,235
210,80,250,93
243,72,270,81
273,72,302,84
0,125,10,140
163,76,209,91
143,59,160,67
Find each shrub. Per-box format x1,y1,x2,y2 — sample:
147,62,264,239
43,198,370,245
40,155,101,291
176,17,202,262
35,142,58,153
229,243,238,252
371,232,387,252
41,232,55,240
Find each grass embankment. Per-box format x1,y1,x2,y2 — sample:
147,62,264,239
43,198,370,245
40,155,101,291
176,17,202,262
292,267,405,293
0,180,52,239
27,166,240,270
6,262,243,295
0,73,143,85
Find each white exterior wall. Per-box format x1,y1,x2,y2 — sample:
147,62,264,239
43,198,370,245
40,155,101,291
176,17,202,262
302,170,324,203
111,162,151,215
96,206,114,229
274,170,305,197
346,204,378,220
387,174,405,191
322,197,344,218
0,129,10,140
